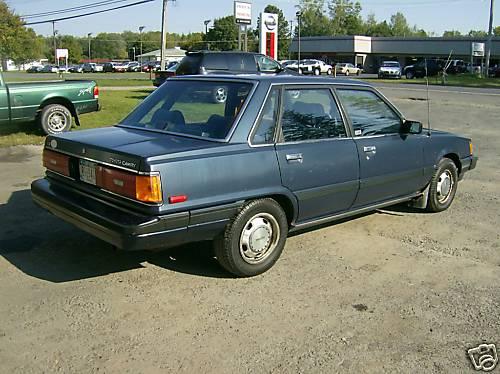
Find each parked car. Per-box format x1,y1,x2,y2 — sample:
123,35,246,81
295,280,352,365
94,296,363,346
40,65,58,73
378,61,401,79
142,61,160,72
335,63,361,76
153,51,286,87
114,62,130,73
0,71,99,135
68,64,84,73
26,65,43,73
447,59,467,74
488,64,500,77
103,62,118,72
286,59,333,75
31,75,477,277
404,59,444,79
127,62,141,72
57,66,69,73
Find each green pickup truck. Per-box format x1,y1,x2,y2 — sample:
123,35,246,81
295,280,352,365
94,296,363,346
0,72,99,134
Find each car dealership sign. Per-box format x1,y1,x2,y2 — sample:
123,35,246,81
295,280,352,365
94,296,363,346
259,12,279,60
234,1,252,25
471,42,485,57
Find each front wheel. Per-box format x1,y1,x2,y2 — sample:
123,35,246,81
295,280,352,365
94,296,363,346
39,104,72,135
314,68,321,76
345,70,350,76
406,71,414,79
214,198,288,277
426,158,458,212
326,68,332,75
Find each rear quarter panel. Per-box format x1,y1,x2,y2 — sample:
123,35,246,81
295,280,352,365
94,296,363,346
6,80,98,121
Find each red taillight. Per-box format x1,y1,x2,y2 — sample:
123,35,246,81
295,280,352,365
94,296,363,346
43,149,70,176
93,85,99,99
94,166,162,204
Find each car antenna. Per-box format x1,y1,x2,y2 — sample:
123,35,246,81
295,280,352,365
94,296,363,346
425,58,431,137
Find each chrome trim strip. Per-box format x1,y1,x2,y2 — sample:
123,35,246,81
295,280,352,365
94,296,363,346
291,193,419,231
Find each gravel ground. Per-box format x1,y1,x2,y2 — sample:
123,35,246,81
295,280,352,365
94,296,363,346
0,87,499,373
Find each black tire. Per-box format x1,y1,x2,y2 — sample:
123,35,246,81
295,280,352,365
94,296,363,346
426,158,458,212
345,70,350,76
356,70,361,76
406,71,414,79
326,68,332,75
212,86,227,103
214,198,288,277
39,104,72,135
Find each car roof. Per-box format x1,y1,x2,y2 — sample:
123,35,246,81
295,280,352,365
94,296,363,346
170,74,372,87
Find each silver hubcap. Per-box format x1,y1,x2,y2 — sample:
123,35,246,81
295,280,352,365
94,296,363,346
48,112,67,132
214,87,227,103
436,170,454,203
239,213,280,264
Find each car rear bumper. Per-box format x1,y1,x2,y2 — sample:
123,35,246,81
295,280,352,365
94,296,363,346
31,178,241,251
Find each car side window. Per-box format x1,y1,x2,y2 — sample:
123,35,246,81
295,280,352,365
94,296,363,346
280,88,347,142
337,89,401,136
252,88,280,145
256,55,280,72
204,54,229,70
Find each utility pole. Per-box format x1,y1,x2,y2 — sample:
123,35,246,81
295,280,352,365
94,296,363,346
296,11,301,73
160,0,171,71
289,20,293,60
87,33,92,63
52,22,57,65
139,26,145,68
485,0,495,77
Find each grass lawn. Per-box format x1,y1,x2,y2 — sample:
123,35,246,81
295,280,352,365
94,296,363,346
363,74,500,89
2,71,153,87
0,89,153,148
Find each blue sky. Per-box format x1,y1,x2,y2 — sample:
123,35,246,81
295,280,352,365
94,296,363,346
5,0,498,37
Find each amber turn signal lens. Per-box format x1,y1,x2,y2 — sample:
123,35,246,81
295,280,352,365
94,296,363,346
43,149,70,176
136,174,162,203
469,141,473,155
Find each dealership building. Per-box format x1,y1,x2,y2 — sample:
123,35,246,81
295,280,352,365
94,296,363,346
290,36,500,72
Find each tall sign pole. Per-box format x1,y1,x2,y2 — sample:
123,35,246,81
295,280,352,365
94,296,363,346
485,0,495,77
160,0,168,71
234,1,252,51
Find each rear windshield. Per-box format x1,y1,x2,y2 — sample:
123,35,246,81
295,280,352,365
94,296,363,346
203,53,257,72
120,80,253,140
176,55,202,75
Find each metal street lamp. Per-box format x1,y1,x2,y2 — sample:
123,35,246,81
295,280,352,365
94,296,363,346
204,19,211,34
296,11,302,74
87,33,92,63
139,26,146,68
52,22,58,65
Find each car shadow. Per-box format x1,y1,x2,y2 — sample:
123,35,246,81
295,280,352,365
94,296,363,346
0,189,231,283
0,120,44,137
125,90,155,100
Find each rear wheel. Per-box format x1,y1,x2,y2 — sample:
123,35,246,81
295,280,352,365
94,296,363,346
406,71,414,79
214,198,288,277
39,104,72,135
426,158,458,212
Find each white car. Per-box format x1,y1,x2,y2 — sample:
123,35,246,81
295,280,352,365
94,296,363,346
285,59,333,75
378,61,401,79
335,63,361,76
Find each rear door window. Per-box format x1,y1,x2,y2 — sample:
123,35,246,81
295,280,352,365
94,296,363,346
203,54,229,70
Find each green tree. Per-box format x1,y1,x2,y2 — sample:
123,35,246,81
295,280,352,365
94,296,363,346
205,15,238,51
58,35,83,63
468,30,487,37
297,0,331,37
92,33,128,59
443,30,462,37
328,0,363,35
0,1,43,67
495,26,500,36
390,12,411,37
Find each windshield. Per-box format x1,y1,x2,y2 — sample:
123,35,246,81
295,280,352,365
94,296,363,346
382,62,400,67
120,80,253,140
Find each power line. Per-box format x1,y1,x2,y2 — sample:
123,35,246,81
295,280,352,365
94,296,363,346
21,0,133,19
24,0,155,25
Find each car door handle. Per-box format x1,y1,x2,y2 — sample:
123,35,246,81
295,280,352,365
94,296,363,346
363,146,376,153
286,153,303,163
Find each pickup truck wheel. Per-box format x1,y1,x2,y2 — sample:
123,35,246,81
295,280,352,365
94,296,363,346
214,198,288,277
327,68,332,75
39,104,72,135
406,71,414,79
314,68,321,76
426,158,458,212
